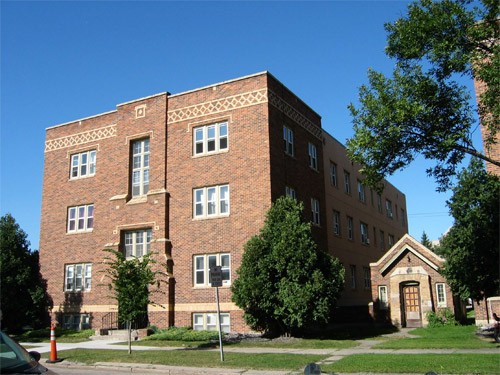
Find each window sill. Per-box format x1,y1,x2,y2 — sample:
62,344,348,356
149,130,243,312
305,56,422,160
127,196,148,205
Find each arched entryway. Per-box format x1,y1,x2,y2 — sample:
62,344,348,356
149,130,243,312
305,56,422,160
401,282,422,328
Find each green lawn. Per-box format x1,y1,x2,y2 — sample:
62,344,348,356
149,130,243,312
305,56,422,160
43,349,327,371
323,353,500,374
374,325,498,349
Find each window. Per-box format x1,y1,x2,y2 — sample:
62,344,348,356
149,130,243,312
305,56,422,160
347,216,354,240
283,126,294,156
401,208,406,227
193,313,230,333
63,314,90,331
378,285,388,309
436,283,447,307
343,171,351,194
380,230,385,250
311,198,320,225
360,222,369,244
388,234,395,247
372,227,377,247
124,229,152,258
70,150,96,179
131,138,150,197
330,162,337,186
363,267,371,289
308,142,318,170
194,253,231,287
67,204,94,233
194,121,228,156
350,265,357,289
285,186,296,199
386,199,393,218
65,263,92,292
357,180,366,202
194,185,230,218
377,194,382,213
333,210,341,236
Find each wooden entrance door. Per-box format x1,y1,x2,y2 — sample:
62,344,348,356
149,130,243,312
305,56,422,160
402,285,422,327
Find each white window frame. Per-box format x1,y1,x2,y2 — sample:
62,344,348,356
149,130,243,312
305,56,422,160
70,150,96,179
124,229,152,258
193,121,228,156
285,186,296,199
330,162,337,186
436,283,447,307
67,204,94,233
344,171,351,194
311,198,320,226
308,142,318,170
378,285,388,309
388,234,395,247
333,210,341,236
386,199,393,218
194,253,231,287
131,138,150,197
360,222,369,244
65,263,92,292
193,313,230,333
363,267,371,289
193,185,230,219
347,216,354,240
357,180,366,202
63,314,91,331
283,126,294,156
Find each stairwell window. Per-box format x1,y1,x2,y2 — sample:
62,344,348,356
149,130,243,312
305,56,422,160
194,185,230,219
123,229,152,258
131,138,150,197
194,121,228,156
65,263,92,292
67,204,94,233
70,150,96,179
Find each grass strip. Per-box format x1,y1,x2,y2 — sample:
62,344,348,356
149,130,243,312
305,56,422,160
323,353,500,374
45,349,327,371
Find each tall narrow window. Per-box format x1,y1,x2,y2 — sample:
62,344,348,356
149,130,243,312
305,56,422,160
363,267,371,289
333,210,341,236
308,143,318,170
360,222,369,244
330,162,337,186
344,171,351,194
388,234,395,247
436,283,447,307
386,199,393,218
124,229,152,258
350,265,357,289
380,230,385,250
377,194,382,213
194,121,228,156
131,138,150,197
311,198,320,225
70,150,96,179
379,285,388,309
283,126,294,156
357,180,366,202
347,216,354,240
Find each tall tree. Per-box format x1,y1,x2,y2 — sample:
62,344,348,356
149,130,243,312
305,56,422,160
231,197,345,336
347,0,499,191
420,231,435,251
101,249,165,353
0,214,52,332
437,158,500,301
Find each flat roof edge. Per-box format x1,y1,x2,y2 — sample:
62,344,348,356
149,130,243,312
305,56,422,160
46,110,118,131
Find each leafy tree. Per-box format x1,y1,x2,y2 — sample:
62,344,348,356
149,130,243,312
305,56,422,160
347,0,499,192
231,197,345,336
420,231,435,251
101,249,165,353
0,213,52,332
437,158,500,301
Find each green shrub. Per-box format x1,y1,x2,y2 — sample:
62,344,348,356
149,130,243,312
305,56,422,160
144,326,221,342
426,309,458,327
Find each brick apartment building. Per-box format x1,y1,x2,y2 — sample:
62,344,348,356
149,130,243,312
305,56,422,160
39,72,408,332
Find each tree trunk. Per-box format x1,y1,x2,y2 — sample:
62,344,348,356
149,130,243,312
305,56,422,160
127,320,132,354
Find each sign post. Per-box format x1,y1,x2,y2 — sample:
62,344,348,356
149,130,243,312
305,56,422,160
209,265,224,362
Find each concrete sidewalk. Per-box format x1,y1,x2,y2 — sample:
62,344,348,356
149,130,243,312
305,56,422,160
23,333,500,375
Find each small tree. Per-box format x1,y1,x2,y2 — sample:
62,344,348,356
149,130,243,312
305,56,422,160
232,197,345,336
101,249,165,353
437,158,500,302
420,231,434,251
0,213,51,332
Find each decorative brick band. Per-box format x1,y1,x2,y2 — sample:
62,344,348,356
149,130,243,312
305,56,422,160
45,124,117,152
167,89,268,123
268,90,323,140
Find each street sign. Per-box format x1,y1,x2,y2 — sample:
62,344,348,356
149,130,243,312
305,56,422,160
209,265,223,287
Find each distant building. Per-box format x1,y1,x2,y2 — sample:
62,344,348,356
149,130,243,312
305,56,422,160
39,72,408,332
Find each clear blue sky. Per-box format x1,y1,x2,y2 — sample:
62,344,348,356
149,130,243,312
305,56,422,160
1,0,482,249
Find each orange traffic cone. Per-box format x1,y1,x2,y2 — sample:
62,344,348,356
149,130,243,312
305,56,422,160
46,322,62,363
